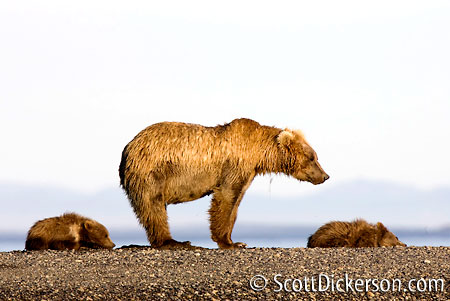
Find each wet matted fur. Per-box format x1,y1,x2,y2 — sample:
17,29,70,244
119,118,329,249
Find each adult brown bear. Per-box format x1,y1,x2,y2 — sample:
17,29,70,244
119,118,329,249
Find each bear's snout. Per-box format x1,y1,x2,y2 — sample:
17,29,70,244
312,173,330,185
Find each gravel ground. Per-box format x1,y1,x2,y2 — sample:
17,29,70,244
0,246,449,300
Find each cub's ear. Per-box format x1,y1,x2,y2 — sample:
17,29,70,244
277,130,295,147
376,222,388,237
83,220,94,231
377,222,387,231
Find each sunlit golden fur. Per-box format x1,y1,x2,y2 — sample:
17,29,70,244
307,219,406,248
25,213,115,251
119,118,329,249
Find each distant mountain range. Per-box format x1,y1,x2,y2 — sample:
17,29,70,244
0,179,449,236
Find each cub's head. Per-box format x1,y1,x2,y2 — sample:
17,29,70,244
277,129,329,185
376,222,406,247
82,220,116,249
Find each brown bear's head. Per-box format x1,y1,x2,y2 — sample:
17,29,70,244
277,129,329,185
81,220,116,249
376,222,407,247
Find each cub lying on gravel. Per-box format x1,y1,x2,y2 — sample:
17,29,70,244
25,213,115,250
307,219,406,248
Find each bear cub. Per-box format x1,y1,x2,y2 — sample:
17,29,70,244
25,213,115,250
307,219,406,248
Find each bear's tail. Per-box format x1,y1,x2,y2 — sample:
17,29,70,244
306,235,313,248
119,144,129,189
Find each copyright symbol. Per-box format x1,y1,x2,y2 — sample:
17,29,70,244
249,275,267,291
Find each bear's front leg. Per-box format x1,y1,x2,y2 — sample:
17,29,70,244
209,176,254,249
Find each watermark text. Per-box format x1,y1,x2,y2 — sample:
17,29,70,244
249,274,444,293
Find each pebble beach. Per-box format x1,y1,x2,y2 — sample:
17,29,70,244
0,246,449,300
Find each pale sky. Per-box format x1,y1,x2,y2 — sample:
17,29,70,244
1,1,449,196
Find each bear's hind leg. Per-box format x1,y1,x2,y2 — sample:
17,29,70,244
138,198,174,247
128,182,192,249
25,237,48,250
138,196,194,248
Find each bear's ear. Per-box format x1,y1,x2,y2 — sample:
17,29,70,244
377,222,387,232
277,130,295,147
83,220,94,231
292,130,306,141
376,222,388,239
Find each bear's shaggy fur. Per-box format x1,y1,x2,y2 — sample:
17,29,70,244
307,219,406,248
119,118,329,249
25,213,115,250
